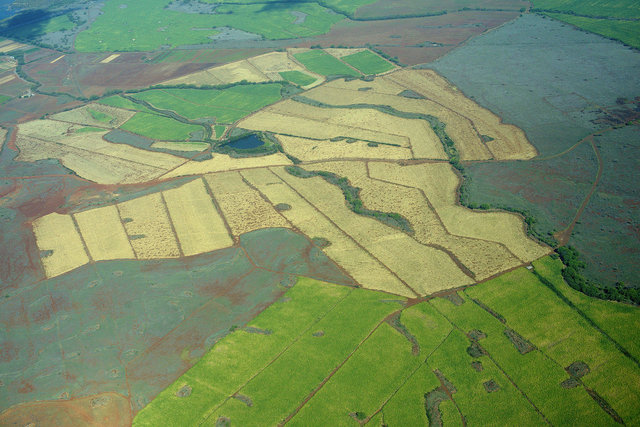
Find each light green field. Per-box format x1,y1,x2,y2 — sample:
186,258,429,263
75,0,343,52
208,0,377,15
532,0,640,19
136,260,640,425
0,94,11,104
87,108,112,124
130,84,282,124
545,13,640,49
213,125,226,139
98,95,155,114
279,71,317,87
294,50,361,77
120,112,203,141
75,126,104,133
341,50,395,75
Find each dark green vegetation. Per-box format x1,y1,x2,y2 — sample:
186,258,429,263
531,0,640,48
135,256,640,425
293,50,361,78
285,165,414,234
340,50,395,75
279,71,317,87
74,0,345,52
432,13,640,287
0,225,353,414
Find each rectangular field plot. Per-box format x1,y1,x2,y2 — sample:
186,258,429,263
293,50,361,77
117,192,181,259
340,49,395,75
33,213,89,278
120,112,203,141
74,205,134,261
163,178,233,256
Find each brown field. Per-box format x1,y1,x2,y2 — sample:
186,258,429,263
117,192,181,259
304,161,523,280
74,205,135,261
205,171,290,237
162,152,292,178
50,103,136,128
368,162,550,262
387,69,537,160
0,127,6,151
32,212,89,278
277,134,412,162
304,78,493,160
273,166,472,294
0,74,16,85
162,178,233,256
241,167,413,297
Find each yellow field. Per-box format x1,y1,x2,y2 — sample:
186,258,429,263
248,51,321,85
304,80,493,161
277,134,411,162
387,69,537,160
323,47,366,58
74,205,135,261
304,161,522,280
368,162,550,262
273,167,472,294
163,178,233,256
239,99,445,158
163,59,269,86
162,152,291,178
0,128,6,151
0,41,27,53
32,213,89,278
16,121,186,184
205,171,289,237
150,141,210,152
241,167,413,297
50,103,135,128
50,55,65,64
100,54,120,63
0,74,15,85
117,192,181,259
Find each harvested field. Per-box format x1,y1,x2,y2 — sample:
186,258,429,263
204,171,289,237
50,103,135,128
242,167,411,297
0,41,27,53
163,178,233,255
277,134,411,162
100,54,120,64
304,77,492,160
273,167,472,295
0,74,15,85
304,161,522,280
150,141,209,152
163,59,269,86
247,51,317,82
117,192,181,259
163,152,291,178
74,205,135,261
387,69,537,160
32,212,89,278
368,162,550,263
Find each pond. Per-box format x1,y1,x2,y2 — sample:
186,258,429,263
227,134,264,149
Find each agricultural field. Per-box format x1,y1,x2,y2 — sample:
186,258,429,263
135,256,640,426
0,4,638,426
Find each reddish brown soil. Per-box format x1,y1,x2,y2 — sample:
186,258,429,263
0,392,132,427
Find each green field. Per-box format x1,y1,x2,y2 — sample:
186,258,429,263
75,0,343,52
130,84,282,124
294,50,361,77
279,71,317,87
0,94,11,105
213,125,226,139
341,50,395,75
98,95,155,114
87,108,112,124
135,257,640,425
545,13,640,48
74,126,104,133
120,112,203,141
532,0,640,18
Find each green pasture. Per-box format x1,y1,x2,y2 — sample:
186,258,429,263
279,71,317,87
120,112,203,141
87,108,112,123
130,83,282,123
98,95,155,114
532,0,640,19
75,126,104,133
545,13,640,48
341,50,395,75
294,50,361,77
75,0,343,52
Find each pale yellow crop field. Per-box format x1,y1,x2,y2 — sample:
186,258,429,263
368,162,550,262
100,54,120,64
162,69,224,87
163,178,233,256
242,167,413,297
273,167,472,294
248,51,321,85
387,69,537,160
305,81,492,161
163,60,269,86
0,128,6,151
15,134,166,185
323,48,365,58
150,141,210,152
50,104,135,128
303,160,521,280
32,213,89,278
74,205,135,261
50,55,64,64
0,75,15,85
162,152,291,178
205,171,289,237
0,41,26,53
277,134,411,162
117,192,181,259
